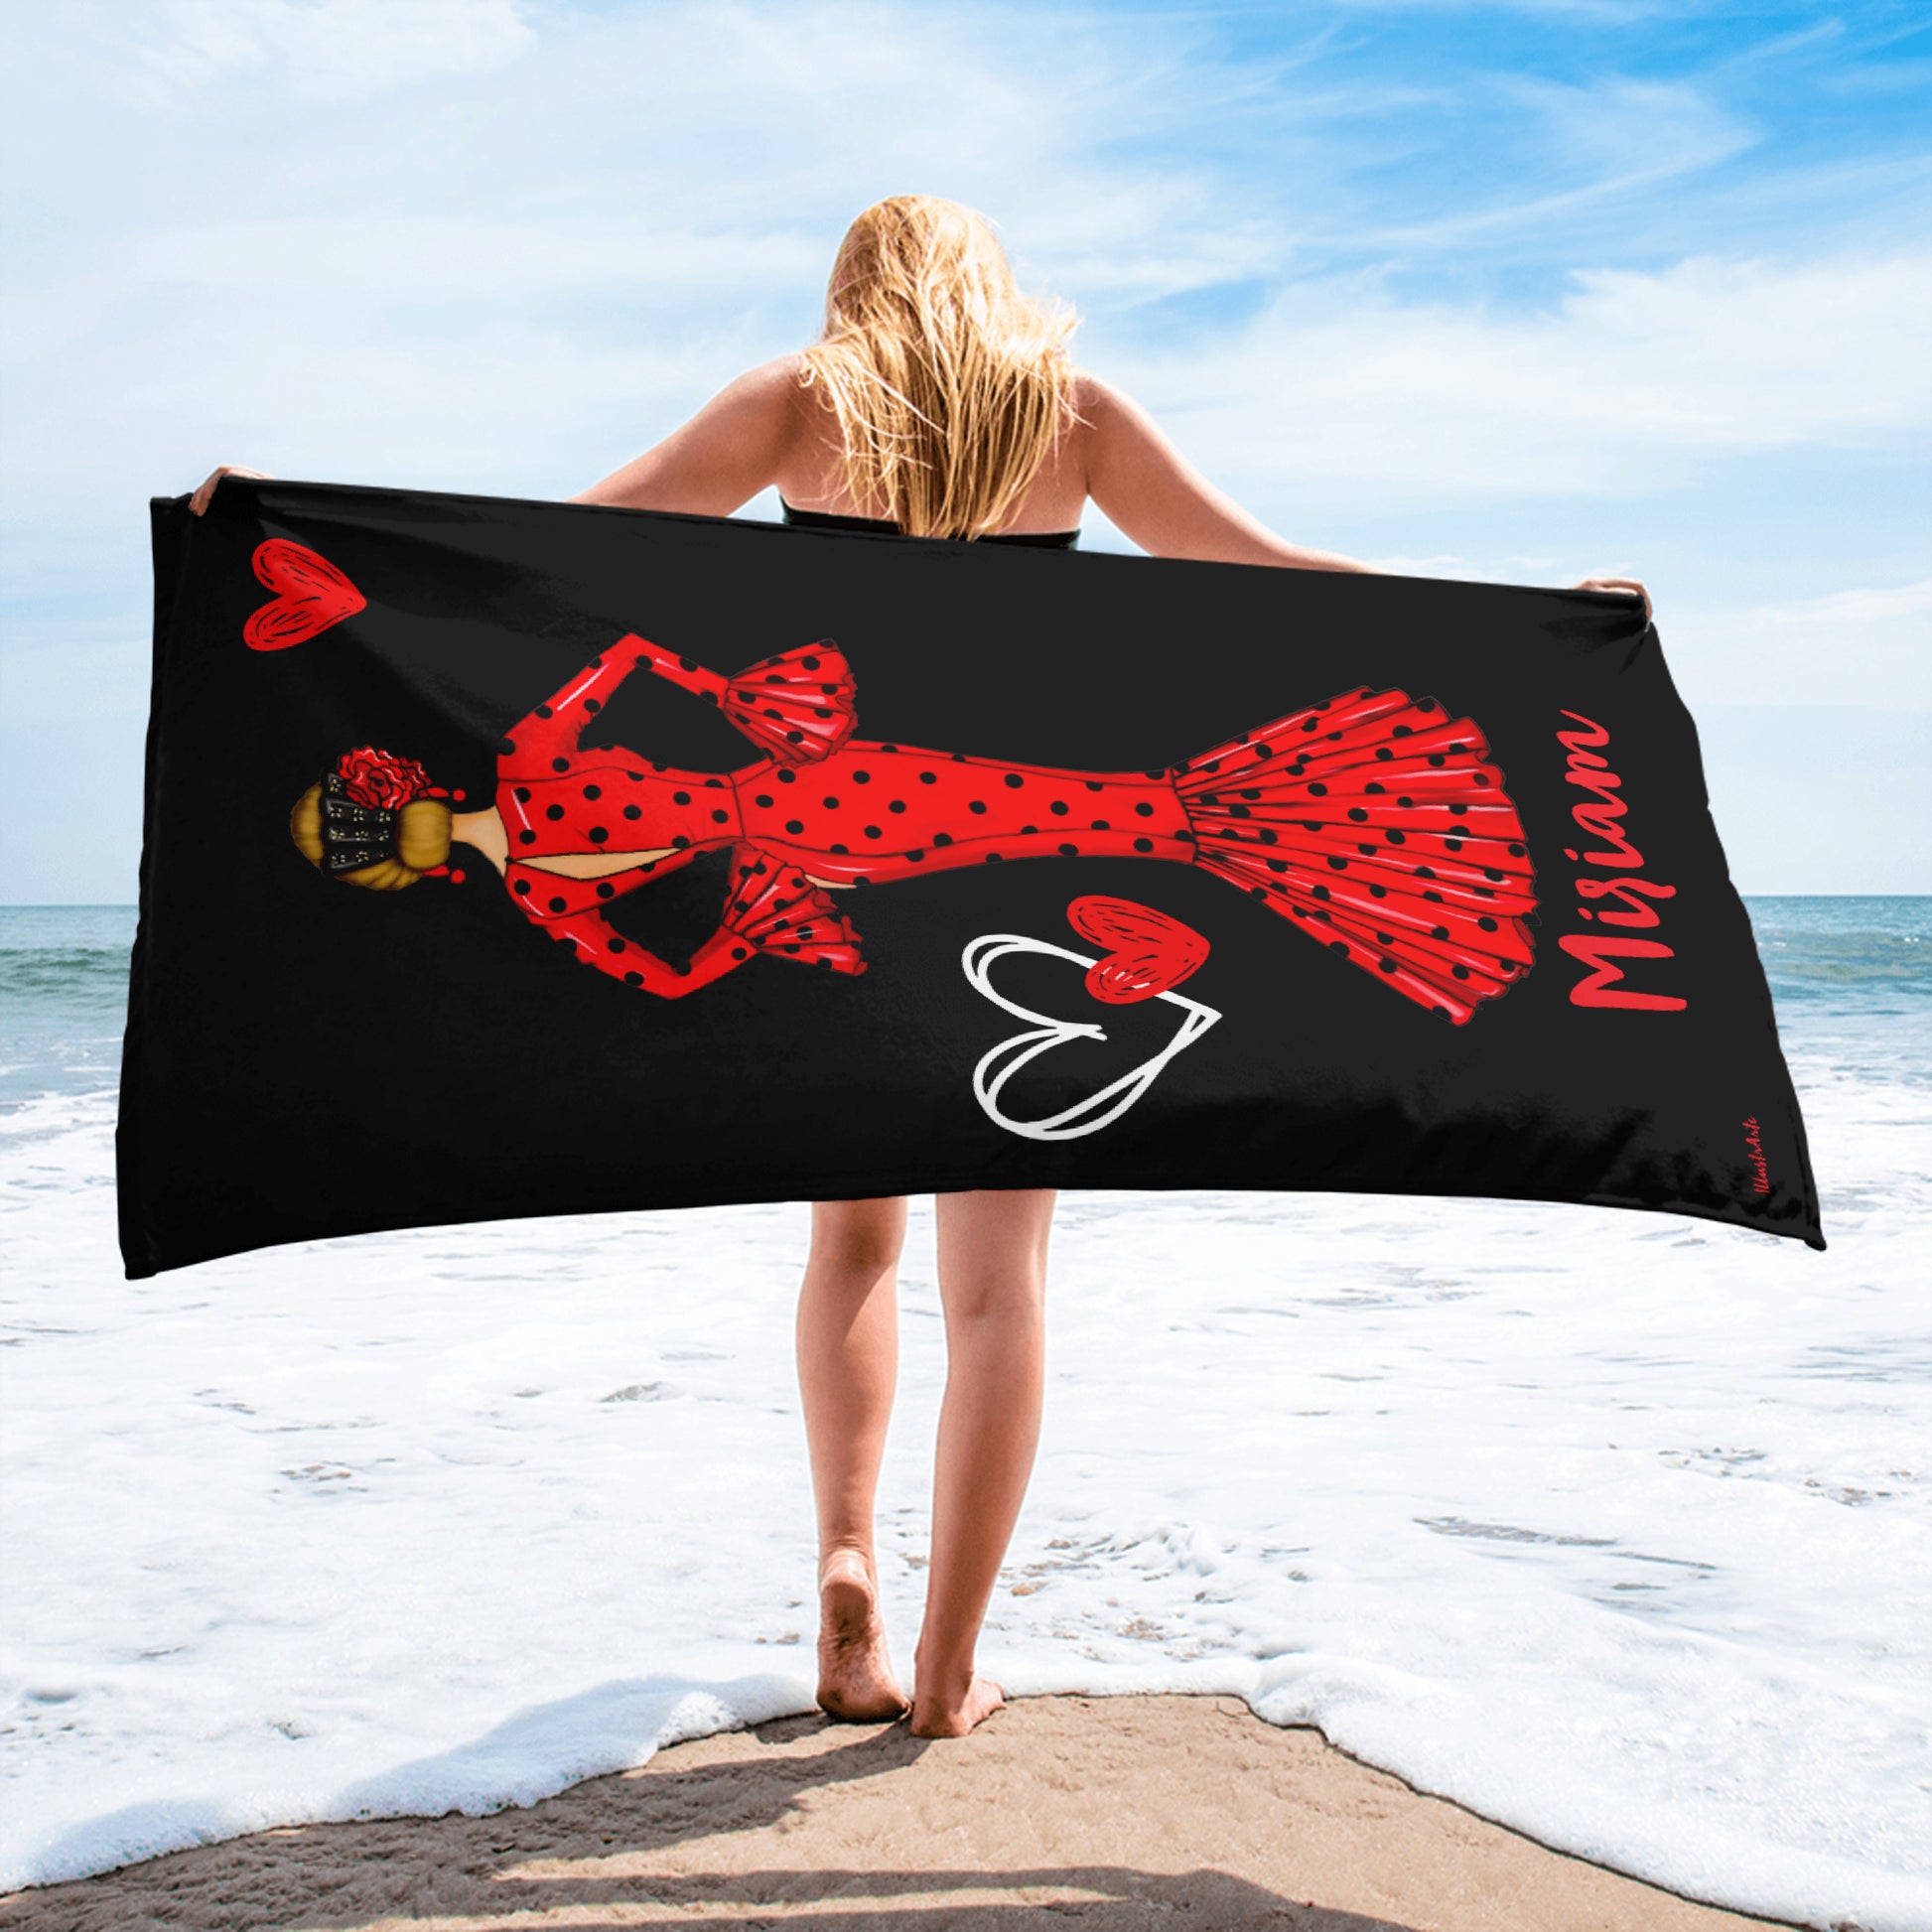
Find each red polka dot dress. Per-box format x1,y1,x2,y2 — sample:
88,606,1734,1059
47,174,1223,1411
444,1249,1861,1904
494,635,1536,1022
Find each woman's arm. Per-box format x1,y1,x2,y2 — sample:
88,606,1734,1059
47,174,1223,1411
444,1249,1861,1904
570,356,800,514
1080,372,1650,616
188,359,798,521
1079,374,1373,573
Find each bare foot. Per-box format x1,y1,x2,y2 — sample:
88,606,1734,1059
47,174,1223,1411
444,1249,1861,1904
815,1551,909,1723
908,1671,1005,1737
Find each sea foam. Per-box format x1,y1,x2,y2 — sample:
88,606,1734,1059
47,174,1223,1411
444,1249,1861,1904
2,902,1928,1929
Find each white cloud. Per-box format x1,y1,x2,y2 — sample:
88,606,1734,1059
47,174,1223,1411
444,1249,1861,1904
1094,252,1932,511
1667,579,1932,713
1510,75,1757,184
1344,74,1760,253
97,0,534,104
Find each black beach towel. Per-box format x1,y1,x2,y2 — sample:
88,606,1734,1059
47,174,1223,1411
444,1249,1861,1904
116,481,1823,1274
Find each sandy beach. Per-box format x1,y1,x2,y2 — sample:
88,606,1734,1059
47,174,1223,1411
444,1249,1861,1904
0,1692,1799,1930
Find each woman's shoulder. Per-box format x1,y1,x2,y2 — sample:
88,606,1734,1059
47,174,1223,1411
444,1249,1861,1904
672,355,821,473
711,351,812,407
1057,370,1159,485
738,351,836,446
1066,367,1148,431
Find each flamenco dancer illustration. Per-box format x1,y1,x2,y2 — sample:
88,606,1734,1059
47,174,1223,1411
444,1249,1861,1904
290,635,1537,1024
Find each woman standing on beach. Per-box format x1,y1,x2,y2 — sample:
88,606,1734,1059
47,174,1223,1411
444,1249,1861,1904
194,193,1644,1740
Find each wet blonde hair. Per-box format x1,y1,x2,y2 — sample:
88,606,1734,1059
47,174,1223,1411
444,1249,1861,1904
290,785,451,892
799,196,1079,540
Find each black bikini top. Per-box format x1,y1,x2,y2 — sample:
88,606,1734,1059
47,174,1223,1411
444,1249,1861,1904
779,498,1079,550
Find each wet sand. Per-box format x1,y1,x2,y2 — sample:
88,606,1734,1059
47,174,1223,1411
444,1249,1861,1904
0,1693,1801,1930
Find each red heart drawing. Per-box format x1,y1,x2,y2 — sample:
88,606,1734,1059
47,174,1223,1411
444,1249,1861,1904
242,539,365,651
1066,895,1211,1005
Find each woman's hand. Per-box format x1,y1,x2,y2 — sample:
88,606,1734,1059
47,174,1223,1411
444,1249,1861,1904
190,465,273,515
1574,575,1651,622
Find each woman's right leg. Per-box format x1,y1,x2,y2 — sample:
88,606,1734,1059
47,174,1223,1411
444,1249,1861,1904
797,1195,909,1721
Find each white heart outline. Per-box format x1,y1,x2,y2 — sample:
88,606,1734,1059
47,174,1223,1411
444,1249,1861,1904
961,933,1223,1142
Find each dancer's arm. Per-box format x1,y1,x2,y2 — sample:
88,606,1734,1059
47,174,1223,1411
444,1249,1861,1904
543,850,865,993
516,633,784,738
612,634,859,763
544,909,757,997
508,646,654,756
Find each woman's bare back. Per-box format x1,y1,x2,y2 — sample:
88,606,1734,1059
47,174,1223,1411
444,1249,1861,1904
575,355,1370,570
774,353,1091,536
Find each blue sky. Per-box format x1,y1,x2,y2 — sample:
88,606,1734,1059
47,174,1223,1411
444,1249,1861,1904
3,0,1927,898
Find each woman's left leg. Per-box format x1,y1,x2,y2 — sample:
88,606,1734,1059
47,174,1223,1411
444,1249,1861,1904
911,1186,1055,1737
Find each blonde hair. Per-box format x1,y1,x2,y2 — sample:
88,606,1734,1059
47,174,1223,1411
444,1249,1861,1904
799,197,1079,540
290,784,451,891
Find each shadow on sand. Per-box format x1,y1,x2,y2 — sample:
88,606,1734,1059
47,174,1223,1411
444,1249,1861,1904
0,1700,1430,1931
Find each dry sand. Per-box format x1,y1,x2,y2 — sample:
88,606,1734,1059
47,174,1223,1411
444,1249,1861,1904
0,1693,1801,1930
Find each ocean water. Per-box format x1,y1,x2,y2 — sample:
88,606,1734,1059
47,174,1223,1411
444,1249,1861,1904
0,906,132,1114
1,898,1927,1929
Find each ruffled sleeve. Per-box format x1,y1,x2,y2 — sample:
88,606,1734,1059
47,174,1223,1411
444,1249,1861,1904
721,642,858,764
720,845,866,975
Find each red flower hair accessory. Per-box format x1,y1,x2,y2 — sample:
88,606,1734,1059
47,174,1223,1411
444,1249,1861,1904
337,747,432,809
